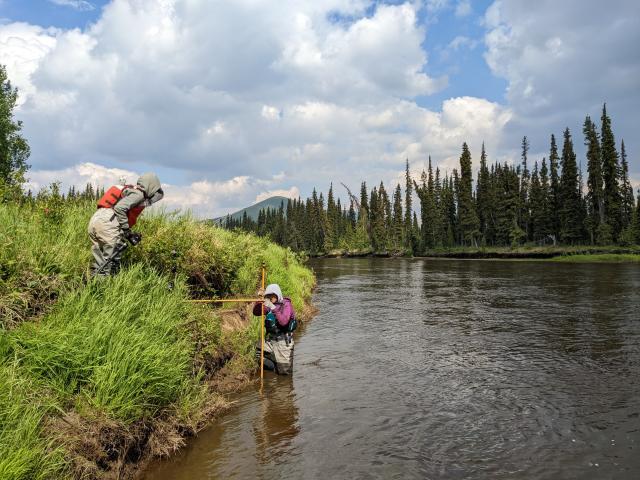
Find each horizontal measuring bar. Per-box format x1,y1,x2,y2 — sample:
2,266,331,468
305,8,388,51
188,298,262,304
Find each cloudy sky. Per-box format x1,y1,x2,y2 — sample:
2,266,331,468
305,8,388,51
1,0,638,217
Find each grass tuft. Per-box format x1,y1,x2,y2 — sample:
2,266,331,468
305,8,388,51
549,253,640,263
0,363,68,479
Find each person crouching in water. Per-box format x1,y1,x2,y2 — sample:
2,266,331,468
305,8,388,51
253,283,297,375
87,173,164,276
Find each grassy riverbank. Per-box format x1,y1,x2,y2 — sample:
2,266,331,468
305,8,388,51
419,245,640,262
0,200,314,479
548,253,640,263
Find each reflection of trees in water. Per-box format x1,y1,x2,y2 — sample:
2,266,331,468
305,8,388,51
253,376,300,465
577,266,626,361
538,265,631,364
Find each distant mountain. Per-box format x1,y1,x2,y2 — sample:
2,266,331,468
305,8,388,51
212,196,289,224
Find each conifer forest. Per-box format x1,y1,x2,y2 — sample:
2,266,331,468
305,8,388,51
221,105,639,255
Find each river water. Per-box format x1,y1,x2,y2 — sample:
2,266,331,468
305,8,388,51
144,258,640,479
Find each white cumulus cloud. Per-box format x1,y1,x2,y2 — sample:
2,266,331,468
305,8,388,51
483,0,640,173
255,187,301,203
0,23,58,103
455,0,471,17
25,162,136,193
24,161,302,218
49,0,95,11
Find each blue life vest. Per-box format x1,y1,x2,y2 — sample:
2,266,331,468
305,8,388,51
265,312,278,334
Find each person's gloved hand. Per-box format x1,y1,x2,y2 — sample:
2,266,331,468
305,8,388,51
123,230,142,246
263,299,275,310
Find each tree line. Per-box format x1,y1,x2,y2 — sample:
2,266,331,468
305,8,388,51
222,104,640,254
1,64,638,255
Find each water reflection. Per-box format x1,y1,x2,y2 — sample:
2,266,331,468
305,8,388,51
253,377,299,465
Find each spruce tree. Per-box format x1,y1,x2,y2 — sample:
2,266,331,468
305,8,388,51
392,184,403,250
634,190,640,244
414,157,438,250
476,142,491,244
449,168,463,245
620,140,635,230
404,159,413,251
304,197,314,251
348,202,356,228
578,161,588,242
426,157,437,247
434,167,445,247
318,192,327,251
600,103,622,239
274,202,286,245
359,181,370,242
458,143,480,246
559,128,582,243
310,189,322,253
411,212,421,253
369,186,379,249
325,184,337,251
494,163,521,246
584,115,605,243
538,157,552,240
414,170,429,250
241,211,250,231
549,134,561,242
381,181,392,235
336,197,345,240
377,181,390,250
494,164,508,244
529,161,543,241
351,188,372,252
519,136,531,239
440,173,451,246
486,163,499,245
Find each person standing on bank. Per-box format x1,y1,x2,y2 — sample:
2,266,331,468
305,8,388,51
87,173,164,276
253,283,298,375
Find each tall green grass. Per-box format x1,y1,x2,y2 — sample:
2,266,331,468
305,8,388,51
10,267,195,421
0,201,92,326
0,363,68,480
549,253,640,263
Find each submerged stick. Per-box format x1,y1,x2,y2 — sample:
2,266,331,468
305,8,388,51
261,263,266,381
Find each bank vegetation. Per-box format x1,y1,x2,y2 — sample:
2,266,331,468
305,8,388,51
0,192,314,479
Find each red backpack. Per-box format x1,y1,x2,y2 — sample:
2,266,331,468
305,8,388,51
97,185,145,227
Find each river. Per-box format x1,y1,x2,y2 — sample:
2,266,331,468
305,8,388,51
143,258,640,479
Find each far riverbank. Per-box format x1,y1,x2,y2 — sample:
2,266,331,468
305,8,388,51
312,245,640,263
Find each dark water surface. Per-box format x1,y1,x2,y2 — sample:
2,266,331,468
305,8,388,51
144,259,640,479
